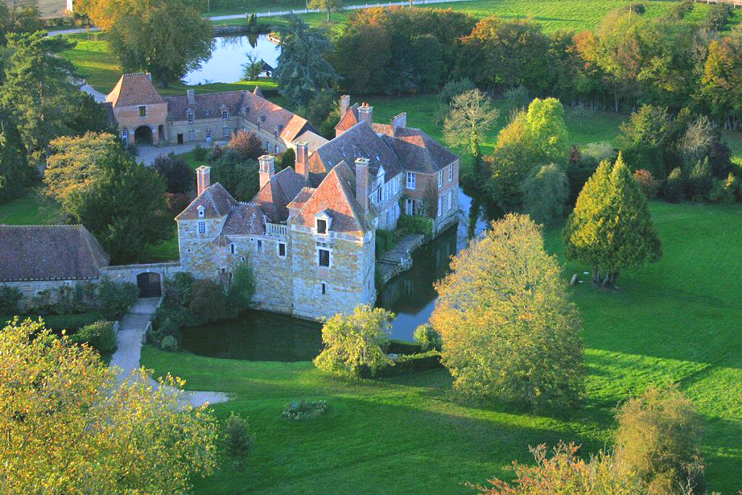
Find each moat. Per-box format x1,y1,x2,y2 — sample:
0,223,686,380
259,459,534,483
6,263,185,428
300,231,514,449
183,34,279,85
179,185,501,360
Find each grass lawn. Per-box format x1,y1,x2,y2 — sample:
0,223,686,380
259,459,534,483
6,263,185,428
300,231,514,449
0,189,65,225
142,202,742,494
3,311,103,332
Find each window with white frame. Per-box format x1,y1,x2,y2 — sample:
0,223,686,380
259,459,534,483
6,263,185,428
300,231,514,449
405,198,415,216
278,242,286,258
406,172,416,190
316,219,327,234
198,221,205,233
448,164,453,182
394,175,400,194
197,206,204,218
222,110,229,120
438,170,443,188
223,127,230,138
447,190,452,210
318,249,330,267
188,130,195,141
187,112,194,124
437,196,442,217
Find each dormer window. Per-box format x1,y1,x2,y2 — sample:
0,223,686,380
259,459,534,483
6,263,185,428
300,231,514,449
316,219,327,234
222,110,229,120
138,105,147,117
197,206,205,218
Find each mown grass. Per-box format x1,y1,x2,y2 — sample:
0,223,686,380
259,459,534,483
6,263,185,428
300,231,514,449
0,189,65,225
142,202,742,494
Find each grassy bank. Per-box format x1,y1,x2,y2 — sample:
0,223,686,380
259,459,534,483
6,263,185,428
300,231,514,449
142,202,742,494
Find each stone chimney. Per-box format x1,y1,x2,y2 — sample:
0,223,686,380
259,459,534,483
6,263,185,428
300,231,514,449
259,155,275,190
187,89,195,105
295,141,309,182
358,102,373,127
391,112,407,135
196,166,211,196
355,158,370,213
340,95,351,117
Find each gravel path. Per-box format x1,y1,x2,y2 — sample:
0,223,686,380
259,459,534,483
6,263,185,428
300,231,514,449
111,298,229,408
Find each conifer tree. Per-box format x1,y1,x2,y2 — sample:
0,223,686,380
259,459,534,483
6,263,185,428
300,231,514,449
564,153,663,288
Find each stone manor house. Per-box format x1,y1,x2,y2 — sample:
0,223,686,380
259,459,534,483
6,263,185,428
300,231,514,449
1,74,460,320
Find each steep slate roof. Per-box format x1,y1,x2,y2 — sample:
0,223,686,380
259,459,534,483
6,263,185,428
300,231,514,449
222,202,265,236
107,73,164,108
308,122,402,187
252,167,305,223
0,225,109,281
377,126,459,174
176,183,238,220
287,187,315,211
240,91,310,143
335,103,360,134
293,129,329,154
165,91,245,121
294,161,371,236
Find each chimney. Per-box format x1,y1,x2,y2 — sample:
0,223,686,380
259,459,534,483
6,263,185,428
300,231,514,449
259,155,275,190
196,166,211,196
355,158,370,213
187,89,195,105
391,112,407,135
358,102,373,127
295,141,309,182
340,95,351,117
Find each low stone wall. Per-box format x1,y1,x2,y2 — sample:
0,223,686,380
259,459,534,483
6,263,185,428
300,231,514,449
101,262,183,287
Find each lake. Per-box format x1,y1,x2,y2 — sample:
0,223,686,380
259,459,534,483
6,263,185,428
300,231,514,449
183,34,280,86
179,185,500,360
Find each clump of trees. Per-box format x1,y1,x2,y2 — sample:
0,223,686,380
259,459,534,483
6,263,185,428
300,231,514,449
0,318,218,493
431,214,584,413
207,143,260,201
314,305,394,379
564,154,663,288
153,153,195,194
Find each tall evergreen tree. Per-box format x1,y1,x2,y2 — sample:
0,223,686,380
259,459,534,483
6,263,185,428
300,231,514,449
275,15,338,108
563,153,663,288
0,31,79,163
0,109,31,203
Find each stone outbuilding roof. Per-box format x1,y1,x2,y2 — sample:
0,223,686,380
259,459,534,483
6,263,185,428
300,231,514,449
176,183,237,220
165,91,246,122
0,225,110,282
107,73,164,108
240,91,311,144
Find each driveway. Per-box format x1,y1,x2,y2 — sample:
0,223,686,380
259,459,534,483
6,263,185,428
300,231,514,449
137,144,200,166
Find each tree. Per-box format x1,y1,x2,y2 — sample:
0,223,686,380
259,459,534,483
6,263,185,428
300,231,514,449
617,105,674,178
521,163,569,226
0,0,41,43
0,31,80,162
227,260,256,313
209,148,259,201
68,92,116,136
226,129,264,161
615,385,705,493
189,279,229,324
241,52,263,81
563,153,663,288
296,90,340,139
153,152,195,194
313,305,394,379
45,132,121,204
308,0,343,22
0,108,31,203
443,88,498,161
64,147,171,263
431,214,584,412
80,0,214,85
275,15,338,108
0,318,218,493
523,98,569,166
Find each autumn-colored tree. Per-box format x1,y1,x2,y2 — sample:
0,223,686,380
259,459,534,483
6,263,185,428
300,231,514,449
314,305,394,379
308,0,343,22
431,214,584,412
564,153,663,288
0,318,218,493
702,37,742,128
227,129,264,161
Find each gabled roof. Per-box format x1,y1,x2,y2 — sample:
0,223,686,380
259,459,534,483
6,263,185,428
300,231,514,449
176,183,238,220
335,103,360,134
240,91,310,143
293,129,329,154
377,126,459,174
308,122,402,187
222,202,265,236
0,225,109,281
293,161,371,236
165,91,245,121
251,167,305,223
107,73,164,108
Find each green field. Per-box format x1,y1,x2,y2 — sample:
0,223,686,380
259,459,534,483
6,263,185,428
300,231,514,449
141,201,742,494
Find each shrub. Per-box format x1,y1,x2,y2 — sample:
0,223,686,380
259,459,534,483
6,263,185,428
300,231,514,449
626,3,645,14
223,413,252,464
397,214,433,236
0,285,23,315
153,153,195,194
72,320,117,354
615,385,705,493
154,304,193,331
281,400,328,421
98,280,138,320
375,350,442,377
159,335,179,352
314,305,394,379
226,130,264,161
521,163,569,225
386,339,422,355
663,168,685,203
704,2,733,31
227,261,256,314
413,324,442,352
687,158,713,201
164,272,195,308
709,174,737,204
192,144,207,161
188,279,228,324
633,169,661,199
375,229,394,257
279,148,295,171
165,192,191,217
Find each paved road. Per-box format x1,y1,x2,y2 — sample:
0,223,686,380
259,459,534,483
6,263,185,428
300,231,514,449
111,298,229,408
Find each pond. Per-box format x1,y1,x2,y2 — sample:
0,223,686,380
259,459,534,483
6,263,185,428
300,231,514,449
178,185,501,360
183,34,280,86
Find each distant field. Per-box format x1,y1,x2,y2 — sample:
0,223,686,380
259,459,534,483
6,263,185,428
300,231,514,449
39,0,66,17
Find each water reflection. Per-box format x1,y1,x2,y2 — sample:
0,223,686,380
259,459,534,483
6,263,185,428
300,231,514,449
183,34,280,85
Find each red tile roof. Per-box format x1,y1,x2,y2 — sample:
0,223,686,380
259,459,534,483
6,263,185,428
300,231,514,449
176,183,238,220
107,73,164,108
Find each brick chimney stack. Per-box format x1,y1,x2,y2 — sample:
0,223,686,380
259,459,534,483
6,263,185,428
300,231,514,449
295,141,309,183
355,158,370,213
358,102,373,127
196,166,211,196
340,95,351,117
391,112,407,135
259,155,275,190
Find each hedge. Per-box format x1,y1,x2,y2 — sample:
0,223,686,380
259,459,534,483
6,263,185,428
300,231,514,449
386,339,423,356
397,215,433,236
375,351,442,377
2,312,103,333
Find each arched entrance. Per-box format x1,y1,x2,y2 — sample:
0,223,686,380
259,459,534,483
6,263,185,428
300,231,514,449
134,126,153,145
136,272,162,298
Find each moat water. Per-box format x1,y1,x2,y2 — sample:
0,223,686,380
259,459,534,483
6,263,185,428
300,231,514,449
179,185,501,360
183,34,280,86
